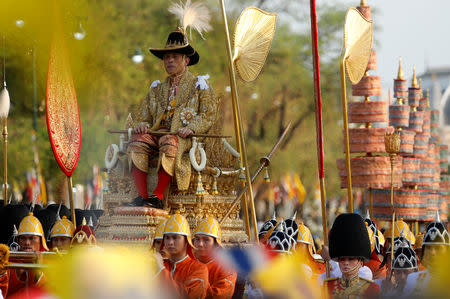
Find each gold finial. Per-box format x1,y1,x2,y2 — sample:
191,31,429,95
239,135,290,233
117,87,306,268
426,88,430,107
384,132,401,155
412,65,418,88
360,0,367,5
397,57,404,80
82,217,87,226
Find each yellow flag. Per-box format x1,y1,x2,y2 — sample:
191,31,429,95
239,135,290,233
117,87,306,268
293,173,306,204
45,246,162,299
253,250,321,299
39,174,47,205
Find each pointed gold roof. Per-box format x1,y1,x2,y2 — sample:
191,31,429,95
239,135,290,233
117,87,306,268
412,65,418,88
397,57,404,80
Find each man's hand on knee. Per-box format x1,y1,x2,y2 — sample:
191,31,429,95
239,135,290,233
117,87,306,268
134,125,149,134
177,128,194,138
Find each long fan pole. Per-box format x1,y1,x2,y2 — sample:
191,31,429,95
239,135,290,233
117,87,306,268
218,0,258,242
2,116,7,206
340,58,354,212
309,0,329,278
68,176,76,227
2,36,7,206
389,154,395,273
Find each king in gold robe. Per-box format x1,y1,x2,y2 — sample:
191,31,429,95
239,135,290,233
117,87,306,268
127,28,217,208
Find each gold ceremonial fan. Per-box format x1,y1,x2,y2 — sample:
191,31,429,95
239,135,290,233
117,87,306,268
232,7,277,82
342,7,373,84
339,7,372,212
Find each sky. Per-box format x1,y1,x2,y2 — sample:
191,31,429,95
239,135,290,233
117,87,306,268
323,0,450,91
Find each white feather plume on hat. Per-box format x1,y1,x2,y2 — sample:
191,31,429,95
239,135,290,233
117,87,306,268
168,0,212,39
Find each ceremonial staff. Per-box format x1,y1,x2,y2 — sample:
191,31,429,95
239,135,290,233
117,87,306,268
339,8,372,212
385,132,400,273
217,4,276,241
309,0,330,277
46,13,81,226
0,36,10,206
220,122,291,225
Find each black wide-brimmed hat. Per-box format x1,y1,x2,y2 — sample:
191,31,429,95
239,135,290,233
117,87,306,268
329,213,371,261
149,29,200,66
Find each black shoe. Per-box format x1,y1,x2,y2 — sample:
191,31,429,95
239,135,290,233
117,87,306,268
146,194,163,209
126,196,146,207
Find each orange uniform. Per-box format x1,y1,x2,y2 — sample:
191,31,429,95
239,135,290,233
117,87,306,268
364,252,386,280
324,276,380,299
307,254,326,276
204,259,236,299
0,271,8,297
0,269,45,298
160,255,209,299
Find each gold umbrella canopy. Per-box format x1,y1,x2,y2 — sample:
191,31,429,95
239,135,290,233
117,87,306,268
343,7,373,84
232,7,277,82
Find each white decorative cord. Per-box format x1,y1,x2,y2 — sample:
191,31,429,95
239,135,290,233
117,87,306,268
189,137,207,171
105,144,119,170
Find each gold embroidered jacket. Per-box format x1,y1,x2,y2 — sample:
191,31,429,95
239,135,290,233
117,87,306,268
135,71,217,190
324,276,380,299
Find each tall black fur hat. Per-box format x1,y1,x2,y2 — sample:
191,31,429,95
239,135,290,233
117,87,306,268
74,209,98,228
46,203,71,219
35,208,58,240
329,213,371,261
0,204,29,244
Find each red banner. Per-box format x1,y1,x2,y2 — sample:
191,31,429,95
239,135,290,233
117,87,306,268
46,37,81,177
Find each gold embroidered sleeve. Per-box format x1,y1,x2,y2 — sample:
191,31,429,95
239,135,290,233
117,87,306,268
134,88,157,127
187,85,217,134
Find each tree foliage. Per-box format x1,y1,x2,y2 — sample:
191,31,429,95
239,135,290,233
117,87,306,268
0,0,352,205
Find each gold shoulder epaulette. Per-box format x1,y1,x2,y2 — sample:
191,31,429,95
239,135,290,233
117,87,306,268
360,277,375,283
324,277,339,282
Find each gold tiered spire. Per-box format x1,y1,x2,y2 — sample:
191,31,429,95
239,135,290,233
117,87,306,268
397,57,404,80
361,0,367,5
412,65,418,88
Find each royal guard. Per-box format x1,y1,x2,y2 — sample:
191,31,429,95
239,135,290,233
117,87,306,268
127,0,217,209
324,213,380,298
48,216,75,251
378,238,418,296
156,212,209,299
193,216,236,299
295,221,326,276
403,212,449,296
71,218,97,247
0,213,48,297
153,218,169,259
258,213,278,244
363,222,386,280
